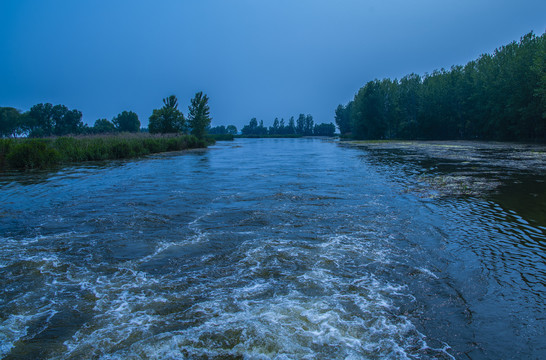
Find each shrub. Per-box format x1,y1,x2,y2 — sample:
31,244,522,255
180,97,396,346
6,140,60,169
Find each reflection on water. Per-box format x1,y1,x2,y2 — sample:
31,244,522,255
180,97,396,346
0,139,544,359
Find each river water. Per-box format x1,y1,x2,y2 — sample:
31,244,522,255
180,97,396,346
0,138,545,359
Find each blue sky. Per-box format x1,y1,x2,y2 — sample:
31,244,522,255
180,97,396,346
1,0,545,129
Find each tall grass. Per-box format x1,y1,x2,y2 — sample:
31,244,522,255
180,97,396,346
0,133,210,170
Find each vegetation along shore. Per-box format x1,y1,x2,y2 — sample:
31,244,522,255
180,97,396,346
335,32,546,142
0,92,214,170
0,134,211,170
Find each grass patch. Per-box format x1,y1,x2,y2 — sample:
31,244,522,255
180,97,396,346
0,133,210,170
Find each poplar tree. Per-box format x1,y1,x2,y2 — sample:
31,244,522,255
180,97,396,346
187,91,211,139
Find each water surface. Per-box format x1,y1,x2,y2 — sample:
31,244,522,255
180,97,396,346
1,138,544,359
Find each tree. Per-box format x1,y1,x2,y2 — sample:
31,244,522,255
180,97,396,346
0,107,23,137
304,114,314,135
296,114,306,135
187,91,212,139
226,125,238,134
287,116,296,134
112,111,140,132
93,119,116,133
335,104,352,135
313,122,336,136
269,117,280,135
208,125,227,134
27,103,84,137
241,118,258,135
52,105,84,136
28,103,55,137
149,95,186,134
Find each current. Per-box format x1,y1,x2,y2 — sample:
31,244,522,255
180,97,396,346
0,138,545,359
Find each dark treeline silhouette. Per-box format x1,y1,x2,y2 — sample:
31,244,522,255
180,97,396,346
241,114,336,137
0,92,213,139
208,125,238,135
336,32,546,141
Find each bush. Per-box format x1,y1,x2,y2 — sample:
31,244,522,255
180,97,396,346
6,140,60,169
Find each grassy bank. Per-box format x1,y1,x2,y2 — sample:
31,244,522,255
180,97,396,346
0,133,211,170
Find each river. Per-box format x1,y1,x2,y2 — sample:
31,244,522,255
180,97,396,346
0,138,545,359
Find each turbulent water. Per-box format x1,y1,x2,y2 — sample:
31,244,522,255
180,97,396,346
0,138,545,359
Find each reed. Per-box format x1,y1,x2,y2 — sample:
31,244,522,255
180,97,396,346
0,133,210,170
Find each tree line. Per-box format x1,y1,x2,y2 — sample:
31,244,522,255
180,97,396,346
240,114,336,136
0,92,212,139
335,31,546,141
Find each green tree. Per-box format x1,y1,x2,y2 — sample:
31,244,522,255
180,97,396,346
27,103,84,137
226,125,238,134
208,125,227,134
0,107,23,137
149,95,186,134
304,114,314,135
112,111,140,132
241,118,258,135
313,123,336,136
52,105,84,136
28,103,55,137
93,118,117,133
287,116,296,134
269,117,280,135
334,103,352,135
187,91,212,139
296,114,305,135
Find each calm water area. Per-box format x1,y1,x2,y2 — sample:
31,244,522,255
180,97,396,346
0,138,545,359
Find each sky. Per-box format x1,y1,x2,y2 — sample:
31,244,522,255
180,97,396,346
1,0,545,130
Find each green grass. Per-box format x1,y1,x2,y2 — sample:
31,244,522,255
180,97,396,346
0,133,211,170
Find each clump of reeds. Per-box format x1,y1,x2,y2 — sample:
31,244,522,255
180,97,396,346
0,133,211,170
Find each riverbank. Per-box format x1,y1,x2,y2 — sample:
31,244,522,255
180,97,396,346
0,133,211,170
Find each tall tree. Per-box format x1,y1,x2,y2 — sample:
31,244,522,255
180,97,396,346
0,107,23,137
112,111,140,132
27,103,84,137
304,114,314,135
28,103,55,137
52,105,83,136
187,91,212,139
93,118,116,133
226,125,238,134
149,95,186,134
287,116,296,134
296,114,306,135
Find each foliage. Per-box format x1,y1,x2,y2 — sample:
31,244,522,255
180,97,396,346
226,125,237,135
337,31,546,142
27,103,85,137
313,123,336,136
241,118,268,135
0,134,208,170
187,91,212,139
149,95,186,134
239,115,334,137
112,111,140,132
0,107,24,138
93,119,117,133
209,125,227,134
